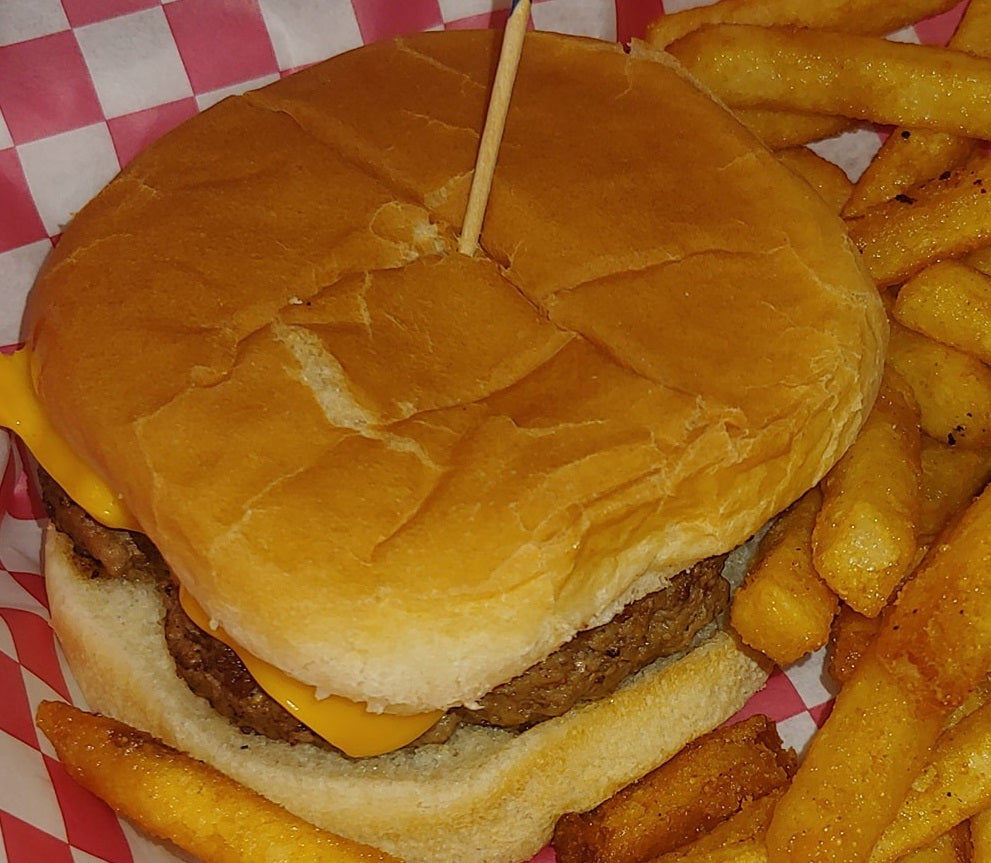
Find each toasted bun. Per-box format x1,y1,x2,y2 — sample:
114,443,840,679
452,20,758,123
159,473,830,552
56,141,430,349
45,527,768,863
25,30,885,712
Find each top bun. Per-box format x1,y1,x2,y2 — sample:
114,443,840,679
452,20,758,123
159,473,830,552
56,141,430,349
24,30,886,713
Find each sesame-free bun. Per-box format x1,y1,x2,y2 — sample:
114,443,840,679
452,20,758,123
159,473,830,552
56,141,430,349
25,30,885,713
45,526,769,863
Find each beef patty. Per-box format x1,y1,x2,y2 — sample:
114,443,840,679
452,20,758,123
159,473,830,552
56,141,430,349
40,471,730,751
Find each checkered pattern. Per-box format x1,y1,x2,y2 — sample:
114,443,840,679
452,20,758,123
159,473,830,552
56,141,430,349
0,1,965,861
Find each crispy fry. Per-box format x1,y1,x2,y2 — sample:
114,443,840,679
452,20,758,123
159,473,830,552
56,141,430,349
644,0,960,49
552,715,796,863
888,320,991,449
651,789,782,863
655,841,769,863
665,24,991,286
766,481,991,863
843,0,991,218
842,132,978,219
35,700,398,863
882,518,991,707
846,154,991,288
947,676,991,728
667,26,991,140
948,0,991,55
735,110,855,150
969,246,991,277
766,651,946,863
919,434,991,546
896,824,973,863
894,261,991,366
777,147,853,213
868,700,991,862
730,488,839,665
826,603,880,687
811,366,922,617
972,809,991,861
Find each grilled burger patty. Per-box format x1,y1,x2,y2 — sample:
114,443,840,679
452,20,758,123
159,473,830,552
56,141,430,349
40,471,729,749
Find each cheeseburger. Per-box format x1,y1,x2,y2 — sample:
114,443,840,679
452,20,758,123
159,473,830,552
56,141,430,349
11,28,885,863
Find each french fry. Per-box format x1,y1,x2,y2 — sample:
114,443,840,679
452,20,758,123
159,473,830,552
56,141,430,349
811,366,922,617
919,434,991,546
843,0,991,218
35,700,398,863
947,0,991,60
766,481,991,863
895,824,973,863
655,841,769,863
644,0,961,49
972,809,991,861
888,320,991,449
777,147,853,214
868,700,991,862
666,26,991,140
628,39,853,149
766,650,946,863
969,245,991,277
842,132,978,220
735,110,855,150
846,154,991,288
826,603,880,687
947,675,991,728
730,488,839,665
651,790,783,863
894,261,991,366
552,715,796,863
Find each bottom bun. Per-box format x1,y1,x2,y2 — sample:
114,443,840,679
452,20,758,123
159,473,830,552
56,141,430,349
44,526,770,863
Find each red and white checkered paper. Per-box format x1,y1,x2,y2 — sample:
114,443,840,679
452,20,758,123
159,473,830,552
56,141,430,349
0,1,970,861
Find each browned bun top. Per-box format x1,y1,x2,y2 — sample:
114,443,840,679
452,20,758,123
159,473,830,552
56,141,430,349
24,30,886,712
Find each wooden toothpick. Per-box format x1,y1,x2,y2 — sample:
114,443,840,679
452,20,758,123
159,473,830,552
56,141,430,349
457,0,532,257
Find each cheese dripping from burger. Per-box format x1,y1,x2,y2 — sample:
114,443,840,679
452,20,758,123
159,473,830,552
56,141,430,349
0,354,448,756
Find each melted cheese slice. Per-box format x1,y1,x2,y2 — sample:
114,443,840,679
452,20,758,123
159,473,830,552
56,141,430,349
179,587,444,757
0,349,139,530
0,348,442,756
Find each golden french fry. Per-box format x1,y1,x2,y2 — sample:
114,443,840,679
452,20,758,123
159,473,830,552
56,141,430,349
667,26,991,140
972,809,991,861
651,790,782,863
776,147,853,214
736,109,856,150
644,0,960,48
766,480,991,863
868,700,991,862
948,0,991,58
919,434,991,545
35,700,398,863
947,676,991,728
811,366,922,617
766,650,945,863
730,488,839,665
846,154,991,288
969,246,991,277
875,496,991,713
842,0,991,218
842,132,978,219
888,320,991,449
553,715,796,863
655,841,769,863
894,261,991,365
894,824,972,863
826,603,880,687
